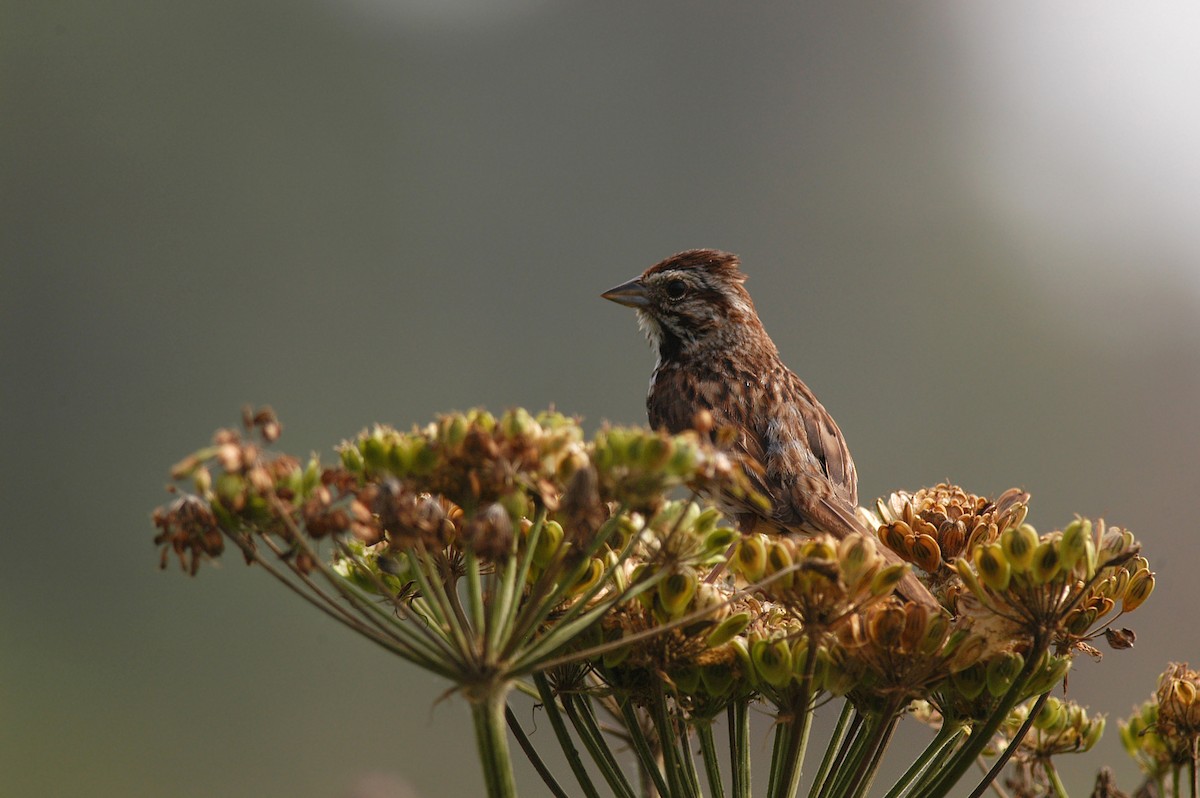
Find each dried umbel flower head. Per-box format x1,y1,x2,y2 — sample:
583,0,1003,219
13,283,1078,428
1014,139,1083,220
836,597,984,709
1120,698,1174,780
1000,697,1106,759
737,532,908,630
153,495,224,575
1156,662,1200,745
871,484,1029,577
954,517,1153,653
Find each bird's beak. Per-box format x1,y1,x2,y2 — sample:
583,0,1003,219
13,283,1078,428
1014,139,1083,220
601,277,650,309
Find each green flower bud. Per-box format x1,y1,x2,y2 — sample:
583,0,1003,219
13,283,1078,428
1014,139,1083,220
533,520,564,567
701,663,736,698
1059,518,1091,574
671,667,701,695
765,540,796,591
701,528,739,563
340,444,365,472
658,569,699,617
193,465,213,495
1123,569,1155,612
1026,653,1071,696
1030,540,1062,585
952,663,988,700
499,408,539,440
361,433,389,472
871,562,909,596
975,543,1011,591
751,638,793,688
706,612,751,648
1082,716,1105,751
956,557,986,600
568,558,605,597
986,652,1025,697
603,635,632,668
440,413,469,450
734,535,768,582
1001,524,1038,573
1034,697,1066,731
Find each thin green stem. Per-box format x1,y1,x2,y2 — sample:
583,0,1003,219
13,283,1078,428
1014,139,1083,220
679,717,704,798
806,700,855,798
813,709,867,798
1191,736,1199,798
915,635,1047,798
771,648,819,798
847,712,899,798
562,692,637,798
697,720,727,798
650,688,688,797
825,705,902,796
470,685,517,798
965,691,1050,798
506,705,571,798
1043,759,1068,798
619,696,671,798
880,722,965,798
729,700,752,798
533,673,603,798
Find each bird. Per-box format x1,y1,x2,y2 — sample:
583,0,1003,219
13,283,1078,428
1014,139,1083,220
602,248,936,608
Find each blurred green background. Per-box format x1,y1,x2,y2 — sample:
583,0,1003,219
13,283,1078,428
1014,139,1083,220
4,2,1199,796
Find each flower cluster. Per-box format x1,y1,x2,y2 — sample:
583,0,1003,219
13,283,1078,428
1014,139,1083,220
1121,662,1200,790
153,407,1161,798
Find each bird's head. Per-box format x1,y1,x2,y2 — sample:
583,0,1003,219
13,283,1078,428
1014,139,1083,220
602,249,764,361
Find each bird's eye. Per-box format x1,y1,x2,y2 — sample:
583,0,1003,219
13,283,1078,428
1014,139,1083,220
665,279,688,301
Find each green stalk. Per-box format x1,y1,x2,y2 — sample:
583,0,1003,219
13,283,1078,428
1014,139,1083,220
729,699,752,798
650,688,689,797
533,673,603,798
1191,736,1199,798
825,705,902,796
813,710,869,798
697,720,727,798
464,549,487,649
914,636,1046,798
679,717,704,798
806,700,856,798
619,696,671,798
846,712,899,798
1043,759,1068,798
965,691,1049,798
485,540,522,655
766,712,791,798
880,722,965,798
506,705,571,798
771,649,819,798
562,692,637,798
470,685,518,798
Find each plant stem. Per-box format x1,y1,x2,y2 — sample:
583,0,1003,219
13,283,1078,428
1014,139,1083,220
880,722,964,798
679,717,704,798
771,649,818,798
619,696,672,798
697,720,727,798
506,705,571,798
815,709,870,798
914,636,1046,798
650,688,690,797
534,673,603,798
470,684,518,798
563,692,637,798
1043,759,1068,798
729,700,752,798
965,691,1049,798
806,701,857,798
